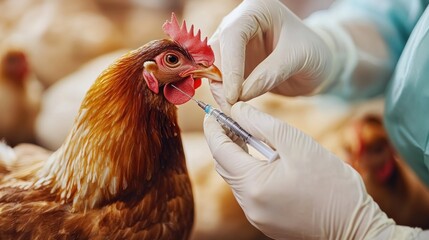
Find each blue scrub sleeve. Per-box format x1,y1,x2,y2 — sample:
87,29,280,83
319,0,427,100
385,6,429,186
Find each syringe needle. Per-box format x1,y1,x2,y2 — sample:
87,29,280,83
171,84,207,109
171,84,197,102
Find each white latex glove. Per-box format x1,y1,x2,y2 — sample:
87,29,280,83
209,0,344,105
203,102,424,239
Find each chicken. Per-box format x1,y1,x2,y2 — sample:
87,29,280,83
344,115,429,228
0,13,221,239
35,50,128,150
0,48,42,146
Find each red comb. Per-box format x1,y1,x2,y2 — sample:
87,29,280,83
163,13,214,66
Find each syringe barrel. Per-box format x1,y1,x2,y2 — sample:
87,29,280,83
210,108,278,162
210,109,252,141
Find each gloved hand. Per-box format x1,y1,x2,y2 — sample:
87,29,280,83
209,0,348,106
203,101,423,239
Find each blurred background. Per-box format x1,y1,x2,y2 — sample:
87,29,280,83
3,0,411,239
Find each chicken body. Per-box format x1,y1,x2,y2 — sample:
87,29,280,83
0,39,213,239
0,172,192,239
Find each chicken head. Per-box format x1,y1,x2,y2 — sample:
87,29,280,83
142,13,221,105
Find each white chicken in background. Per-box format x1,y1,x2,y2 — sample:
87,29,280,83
35,50,128,150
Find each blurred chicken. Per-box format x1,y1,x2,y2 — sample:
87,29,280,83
0,14,221,239
0,48,42,146
35,50,128,150
344,114,429,228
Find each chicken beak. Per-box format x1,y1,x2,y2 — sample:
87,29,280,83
185,64,222,82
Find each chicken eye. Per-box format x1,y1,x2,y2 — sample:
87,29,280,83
164,53,180,67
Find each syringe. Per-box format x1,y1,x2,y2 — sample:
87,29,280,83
171,85,279,162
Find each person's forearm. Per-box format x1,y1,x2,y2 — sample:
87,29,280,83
306,0,425,100
308,16,393,99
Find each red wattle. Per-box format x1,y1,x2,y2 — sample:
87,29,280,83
164,77,195,105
